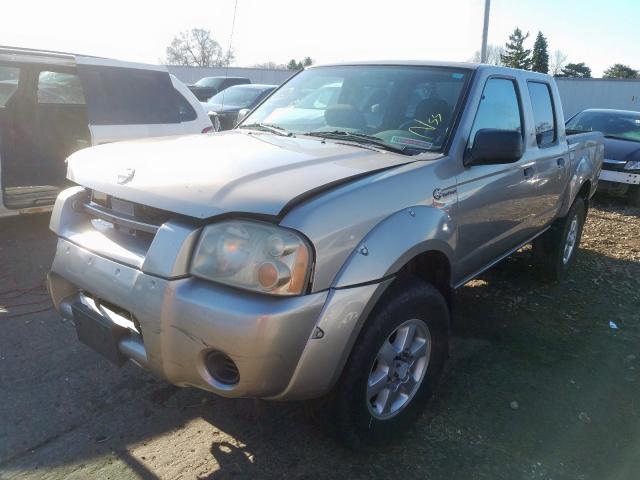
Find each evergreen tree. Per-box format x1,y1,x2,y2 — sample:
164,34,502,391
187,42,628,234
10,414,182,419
501,27,532,70
531,31,549,74
559,62,592,78
287,59,301,70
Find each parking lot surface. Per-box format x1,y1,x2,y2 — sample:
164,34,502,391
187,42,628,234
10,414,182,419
1,197,639,480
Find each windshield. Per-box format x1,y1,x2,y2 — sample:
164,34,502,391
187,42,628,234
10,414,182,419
207,87,265,107
194,77,224,88
567,110,640,142
240,65,471,153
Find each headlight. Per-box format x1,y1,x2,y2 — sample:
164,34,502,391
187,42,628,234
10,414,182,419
190,220,312,295
624,160,640,171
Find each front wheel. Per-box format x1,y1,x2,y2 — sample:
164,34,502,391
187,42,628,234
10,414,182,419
533,196,586,281
329,277,449,448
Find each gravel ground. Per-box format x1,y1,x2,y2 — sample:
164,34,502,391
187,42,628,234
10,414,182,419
0,194,638,480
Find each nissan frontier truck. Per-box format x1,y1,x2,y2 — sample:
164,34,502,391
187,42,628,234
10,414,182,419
47,61,604,446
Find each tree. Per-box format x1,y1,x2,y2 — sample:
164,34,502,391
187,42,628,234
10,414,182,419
550,50,568,76
286,57,314,71
603,63,639,79
501,28,532,70
166,28,234,67
559,62,592,78
470,44,505,65
287,59,301,70
531,31,549,74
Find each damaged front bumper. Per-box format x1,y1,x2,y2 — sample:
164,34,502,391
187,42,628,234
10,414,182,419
47,187,384,400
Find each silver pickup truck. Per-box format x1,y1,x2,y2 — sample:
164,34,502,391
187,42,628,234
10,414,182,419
47,62,603,446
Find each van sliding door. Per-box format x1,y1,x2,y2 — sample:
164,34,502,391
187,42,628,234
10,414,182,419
1,64,90,210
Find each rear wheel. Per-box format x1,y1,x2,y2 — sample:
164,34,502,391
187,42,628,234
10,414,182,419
328,277,449,448
533,196,586,281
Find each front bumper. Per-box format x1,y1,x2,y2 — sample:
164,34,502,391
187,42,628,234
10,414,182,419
48,186,388,400
599,169,640,185
49,238,329,398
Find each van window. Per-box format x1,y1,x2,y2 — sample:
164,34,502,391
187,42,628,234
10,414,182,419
78,65,180,125
528,82,556,147
37,71,85,105
0,66,20,107
469,78,522,147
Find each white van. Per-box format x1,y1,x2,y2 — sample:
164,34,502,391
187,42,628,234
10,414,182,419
0,46,212,217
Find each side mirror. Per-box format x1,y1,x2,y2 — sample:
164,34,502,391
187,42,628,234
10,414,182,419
236,108,251,124
464,129,523,166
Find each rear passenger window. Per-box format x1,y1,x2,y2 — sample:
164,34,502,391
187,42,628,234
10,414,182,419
78,65,180,125
37,71,85,105
528,82,556,147
469,78,522,146
0,65,20,107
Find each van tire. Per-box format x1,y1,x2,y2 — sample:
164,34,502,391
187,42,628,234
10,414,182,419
533,196,586,281
328,276,449,448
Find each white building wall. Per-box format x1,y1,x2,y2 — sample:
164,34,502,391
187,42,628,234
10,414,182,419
555,78,640,118
166,65,294,86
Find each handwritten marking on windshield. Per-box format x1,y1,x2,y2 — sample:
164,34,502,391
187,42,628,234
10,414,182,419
409,113,442,139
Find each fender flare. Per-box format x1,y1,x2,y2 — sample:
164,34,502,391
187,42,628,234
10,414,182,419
332,205,455,288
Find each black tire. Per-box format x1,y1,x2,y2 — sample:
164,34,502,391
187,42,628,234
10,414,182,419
628,185,640,207
329,276,449,448
533,196,586,281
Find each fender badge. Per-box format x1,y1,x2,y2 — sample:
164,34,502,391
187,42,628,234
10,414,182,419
117,168,136,185
433,187,456,200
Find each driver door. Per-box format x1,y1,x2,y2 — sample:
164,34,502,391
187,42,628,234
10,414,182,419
454,76,540,282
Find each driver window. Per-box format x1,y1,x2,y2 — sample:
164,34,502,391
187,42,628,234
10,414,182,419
469,78,522,147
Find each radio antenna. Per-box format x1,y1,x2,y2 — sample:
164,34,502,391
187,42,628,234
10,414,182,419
220,0,239,112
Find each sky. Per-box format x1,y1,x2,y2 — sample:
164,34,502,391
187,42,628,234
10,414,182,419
2,0,639,77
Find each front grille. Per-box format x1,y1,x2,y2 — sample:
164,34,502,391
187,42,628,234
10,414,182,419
75,191,173,238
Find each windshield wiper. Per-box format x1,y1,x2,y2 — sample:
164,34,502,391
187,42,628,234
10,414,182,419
566,128,590,134
239,123,293,136
303,131,420,155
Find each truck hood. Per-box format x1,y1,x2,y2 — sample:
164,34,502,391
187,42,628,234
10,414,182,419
67,130,415,219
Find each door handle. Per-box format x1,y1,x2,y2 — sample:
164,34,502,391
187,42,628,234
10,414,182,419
523,166,534,177
556,157,565,168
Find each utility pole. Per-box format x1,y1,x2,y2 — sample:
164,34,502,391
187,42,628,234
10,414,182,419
480,0,491,63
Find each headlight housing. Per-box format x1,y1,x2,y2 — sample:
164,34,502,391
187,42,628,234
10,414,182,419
624,160,640,171
190,220,312,295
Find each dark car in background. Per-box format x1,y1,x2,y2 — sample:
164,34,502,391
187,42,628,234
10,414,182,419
188,76,251,101
200,84,276,130
566,109,640,206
